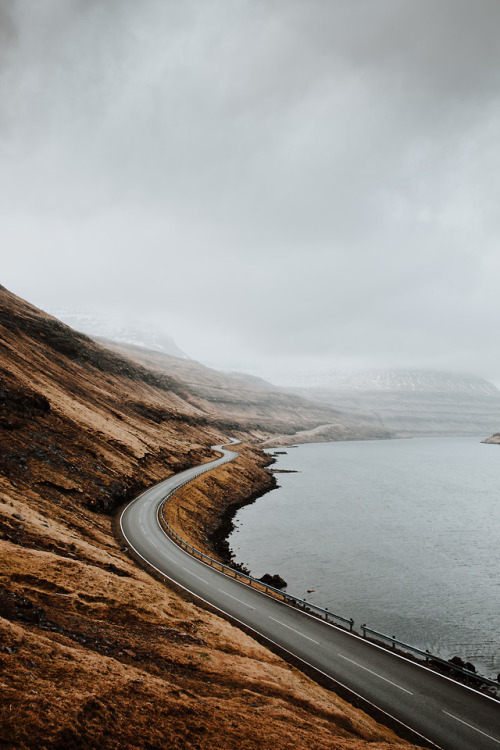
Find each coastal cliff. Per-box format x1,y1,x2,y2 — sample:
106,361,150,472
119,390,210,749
0,285,419,749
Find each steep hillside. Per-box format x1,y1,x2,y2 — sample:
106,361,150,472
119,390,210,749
0,286,417,749
96,339,392,441
0,287,228,515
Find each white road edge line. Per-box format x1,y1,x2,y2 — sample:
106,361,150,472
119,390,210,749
442,710,500,744
269,616,320,644
217,589,255,609
120,515,438,750
337,654,413,695
121,540,439,750
119,444,442,750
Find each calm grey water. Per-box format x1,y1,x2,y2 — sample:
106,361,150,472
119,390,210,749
228,437,500,678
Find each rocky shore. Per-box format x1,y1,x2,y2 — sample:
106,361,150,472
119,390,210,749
481,432,500,444
162,443,277,566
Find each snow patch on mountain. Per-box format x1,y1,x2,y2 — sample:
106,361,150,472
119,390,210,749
49,309,188,359
272,368,499,395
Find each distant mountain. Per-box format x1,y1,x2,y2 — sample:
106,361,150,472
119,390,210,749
275,367,499,395
283,369,500,438
99,340,392,442
49,309,188,359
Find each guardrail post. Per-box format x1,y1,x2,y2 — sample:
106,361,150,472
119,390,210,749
361,624,366,638
349,618,354,632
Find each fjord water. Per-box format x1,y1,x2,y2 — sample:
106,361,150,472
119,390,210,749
228,437,500,678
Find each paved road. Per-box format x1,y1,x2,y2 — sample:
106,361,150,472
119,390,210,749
120,445,500,750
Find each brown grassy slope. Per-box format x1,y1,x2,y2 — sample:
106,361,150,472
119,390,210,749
0,286,419,749
0,286,231,512
100,339,393,441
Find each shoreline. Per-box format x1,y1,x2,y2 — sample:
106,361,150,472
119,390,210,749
209,473,278,569
163,439,500,699
161,443,278,562
224,437,500,687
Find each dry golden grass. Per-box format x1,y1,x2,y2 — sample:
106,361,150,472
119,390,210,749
0,285,420,749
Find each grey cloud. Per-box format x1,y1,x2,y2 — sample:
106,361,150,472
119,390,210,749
2,0,500,383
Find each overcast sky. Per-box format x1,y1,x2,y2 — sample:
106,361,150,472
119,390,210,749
2,0,500,383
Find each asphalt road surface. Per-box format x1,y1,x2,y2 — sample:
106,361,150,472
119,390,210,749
120,444,500,750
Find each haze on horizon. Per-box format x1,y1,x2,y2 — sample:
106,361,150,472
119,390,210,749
2,1,500,385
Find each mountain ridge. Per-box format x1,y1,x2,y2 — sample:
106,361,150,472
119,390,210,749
97,337,392,442
279,369,500,438
271,367,500,395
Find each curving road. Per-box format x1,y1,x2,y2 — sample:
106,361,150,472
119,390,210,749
120,444,500,750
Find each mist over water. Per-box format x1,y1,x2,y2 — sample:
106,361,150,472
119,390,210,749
228,437,500,679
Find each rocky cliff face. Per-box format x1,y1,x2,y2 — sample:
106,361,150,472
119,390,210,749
0,286,416,749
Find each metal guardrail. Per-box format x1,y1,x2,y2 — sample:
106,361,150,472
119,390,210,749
361,625,500,690
157,461,499,695
158,484,354,632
